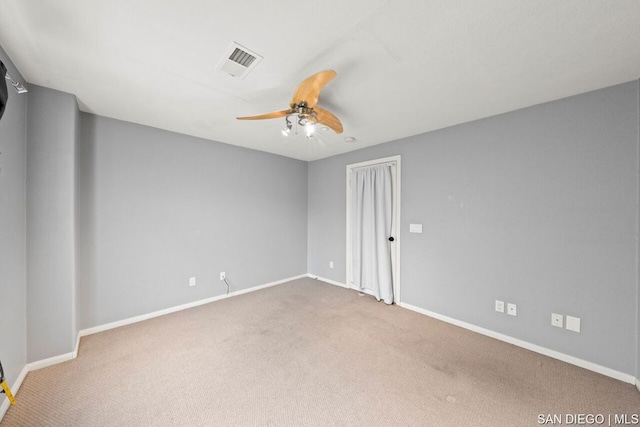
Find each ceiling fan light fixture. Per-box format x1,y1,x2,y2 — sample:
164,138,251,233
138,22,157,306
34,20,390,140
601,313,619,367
237,70,344,138
305,122,315,137
281,116,293,136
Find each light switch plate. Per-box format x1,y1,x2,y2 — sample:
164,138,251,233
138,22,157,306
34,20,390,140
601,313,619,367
507,303,517,316
409,224,423,233
495,300,504,313
566,315,581,333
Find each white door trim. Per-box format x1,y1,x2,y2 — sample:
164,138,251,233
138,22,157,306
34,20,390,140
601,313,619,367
346,155,402,303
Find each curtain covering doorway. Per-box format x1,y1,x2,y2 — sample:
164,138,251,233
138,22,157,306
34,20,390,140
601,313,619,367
351,164,394,304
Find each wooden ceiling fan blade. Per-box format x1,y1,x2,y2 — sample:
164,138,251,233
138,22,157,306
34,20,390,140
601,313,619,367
290,70,337,108
314,106,343,134
236,110,290,120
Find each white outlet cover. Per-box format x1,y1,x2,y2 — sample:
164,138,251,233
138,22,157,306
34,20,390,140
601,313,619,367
507,303,517,316
189,277,196,286
551,313,563,328
329,261,334,268
566,315,581,333
495,300,504,313
409,224,423,233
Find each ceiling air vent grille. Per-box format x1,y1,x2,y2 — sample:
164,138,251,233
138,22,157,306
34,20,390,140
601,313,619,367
229,48,256,67
217,42,263,80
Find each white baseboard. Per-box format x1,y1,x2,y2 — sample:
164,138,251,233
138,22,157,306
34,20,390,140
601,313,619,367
3,273,637,425
0,365,28,421
307,277,638,386
0,273,308,424
27,352,76,372
80,274,308,338
399,302,636,385
308,274,350,289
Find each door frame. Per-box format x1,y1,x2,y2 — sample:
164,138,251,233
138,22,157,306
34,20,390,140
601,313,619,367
346,155,402,303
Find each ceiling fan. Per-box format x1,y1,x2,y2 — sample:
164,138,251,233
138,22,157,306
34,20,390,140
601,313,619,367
236,70,343,138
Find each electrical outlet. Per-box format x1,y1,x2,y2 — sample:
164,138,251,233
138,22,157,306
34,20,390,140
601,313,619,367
495,300,504,313
551,313,563,328
220,272,225,280
566,315,581,333
329,261,334,269
189,277,196,287
507,303,517,316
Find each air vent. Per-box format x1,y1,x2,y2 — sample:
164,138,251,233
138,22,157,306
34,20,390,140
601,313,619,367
217,42,263,80
229,48,256,67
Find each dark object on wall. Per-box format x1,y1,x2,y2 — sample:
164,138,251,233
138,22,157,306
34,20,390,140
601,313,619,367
0,60,8,121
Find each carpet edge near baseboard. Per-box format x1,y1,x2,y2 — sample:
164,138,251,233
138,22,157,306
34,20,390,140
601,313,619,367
306,274,350,289
78,274,308,339
0,365,28,421
0,273,308,423
398,301,637,385
310,274,638,386
4,273,638,424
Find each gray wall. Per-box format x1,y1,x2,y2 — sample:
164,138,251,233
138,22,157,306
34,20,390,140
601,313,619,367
0,47,27,388
26,85,79,362
78,114,308,329
3,57,638,385
308,81,640,377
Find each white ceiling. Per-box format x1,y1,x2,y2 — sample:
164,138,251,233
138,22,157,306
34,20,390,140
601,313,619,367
1,1,639,161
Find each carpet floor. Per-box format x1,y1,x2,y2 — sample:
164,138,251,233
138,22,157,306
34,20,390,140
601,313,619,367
2,278,639,426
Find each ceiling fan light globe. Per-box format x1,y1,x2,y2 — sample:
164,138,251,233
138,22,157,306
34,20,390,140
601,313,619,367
305,123,315,137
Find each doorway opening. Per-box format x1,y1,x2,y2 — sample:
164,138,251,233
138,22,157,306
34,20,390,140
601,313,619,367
346,155,401,303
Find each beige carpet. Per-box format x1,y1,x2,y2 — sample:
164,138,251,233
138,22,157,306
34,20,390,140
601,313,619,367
2,278,639,426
